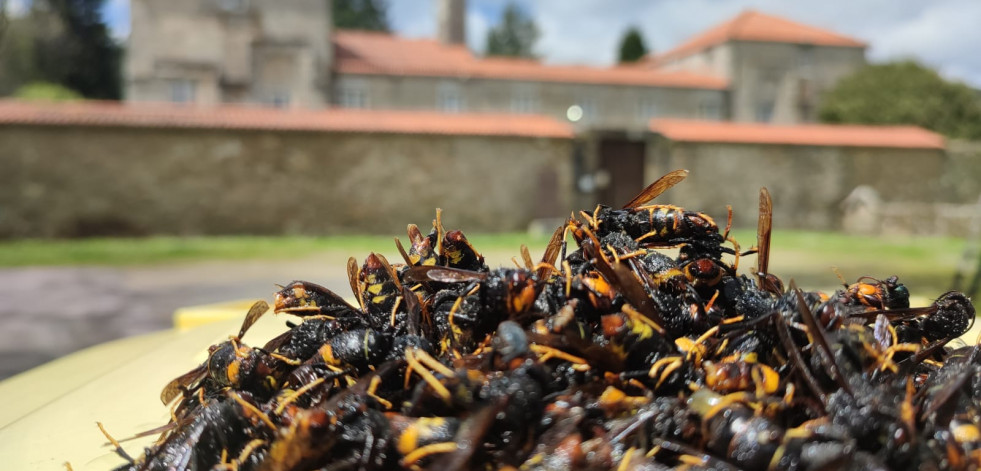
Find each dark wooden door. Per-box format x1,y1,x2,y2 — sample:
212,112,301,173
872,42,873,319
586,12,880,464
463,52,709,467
598,139,646,207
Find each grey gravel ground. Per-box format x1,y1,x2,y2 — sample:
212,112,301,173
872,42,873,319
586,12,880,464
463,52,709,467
0,255,356,379
0,248,525,380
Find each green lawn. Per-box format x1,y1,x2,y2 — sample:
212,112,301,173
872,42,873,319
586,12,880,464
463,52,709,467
0,234,547,267
0,230,970,299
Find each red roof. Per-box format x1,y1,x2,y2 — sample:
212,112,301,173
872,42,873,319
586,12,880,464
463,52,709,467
651,10,866,66
0,100,575,138
334,31,727,90
650,119,945,150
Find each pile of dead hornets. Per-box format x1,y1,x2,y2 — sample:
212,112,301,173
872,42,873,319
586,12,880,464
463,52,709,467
104,170,981,471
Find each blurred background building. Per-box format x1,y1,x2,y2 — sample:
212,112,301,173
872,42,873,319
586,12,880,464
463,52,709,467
125,1,865,129
126,0,332,108
2,0,979,238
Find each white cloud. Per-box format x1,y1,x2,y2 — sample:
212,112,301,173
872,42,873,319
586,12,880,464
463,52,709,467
862,0,981,86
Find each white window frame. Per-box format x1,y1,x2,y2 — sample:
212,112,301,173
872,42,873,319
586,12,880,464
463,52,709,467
576,94,597,122
635,97,658,121
697,98,722,120
170,79,196,104
796,45,814,71
510,85,540,114
217,0,249,13
269,91,291,108
337,81,369,109
756,101,775,123
437,81,464,112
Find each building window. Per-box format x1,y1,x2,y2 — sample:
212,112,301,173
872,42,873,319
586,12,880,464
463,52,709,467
796,45,814,71
760,69,783,93
337,82,368,108
697,98,721,120
635,98,658,121
799,102,813,122
437,81,463,112
756,101,774,122
511,85,539,113
577,96,597,122
217,0,248,13
170,79,196,103
268,91,290,108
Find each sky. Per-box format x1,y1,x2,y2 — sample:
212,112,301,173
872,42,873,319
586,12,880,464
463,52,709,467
96,0,981,88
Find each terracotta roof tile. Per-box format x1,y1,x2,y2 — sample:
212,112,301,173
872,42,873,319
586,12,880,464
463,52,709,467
651,10,866,66
0,100,575,139
650,119,945,150
334,31,727,90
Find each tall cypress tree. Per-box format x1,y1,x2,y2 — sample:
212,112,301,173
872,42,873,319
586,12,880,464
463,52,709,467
618,27,648,63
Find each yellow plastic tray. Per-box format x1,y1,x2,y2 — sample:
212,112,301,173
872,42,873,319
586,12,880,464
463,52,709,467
0,307,288,470
173,299,265,330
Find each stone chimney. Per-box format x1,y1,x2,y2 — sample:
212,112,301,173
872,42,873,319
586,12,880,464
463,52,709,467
437,0,466,46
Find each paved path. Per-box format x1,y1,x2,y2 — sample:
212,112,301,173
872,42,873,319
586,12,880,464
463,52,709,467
0,254,359,379
0,248,527,379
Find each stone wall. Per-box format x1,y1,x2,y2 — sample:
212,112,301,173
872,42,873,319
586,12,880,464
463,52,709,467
647,138,947,231
0,125,574,238
944,140,981,203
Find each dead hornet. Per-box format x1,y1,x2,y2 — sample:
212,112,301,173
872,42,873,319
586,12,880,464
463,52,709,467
274,253,407,333
855,290,975,343
160,301,291,405
396,209,487,272
688,388,885,471
403,265,542,352
575,169,737,261
111,392,270,471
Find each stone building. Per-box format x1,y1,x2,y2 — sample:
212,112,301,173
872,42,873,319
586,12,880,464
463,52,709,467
125,2,865,129
123,2,877,209
43,2,946,238
647,10,867,124
126,0,332,107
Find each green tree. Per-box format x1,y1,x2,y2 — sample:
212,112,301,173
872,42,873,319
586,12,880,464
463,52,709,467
36,0,122,99
485,2,539,58
0,15,41,95
0,0,9,44
617,26,648,63
333,0,389,32
0,0,121,99
820,61,981,139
